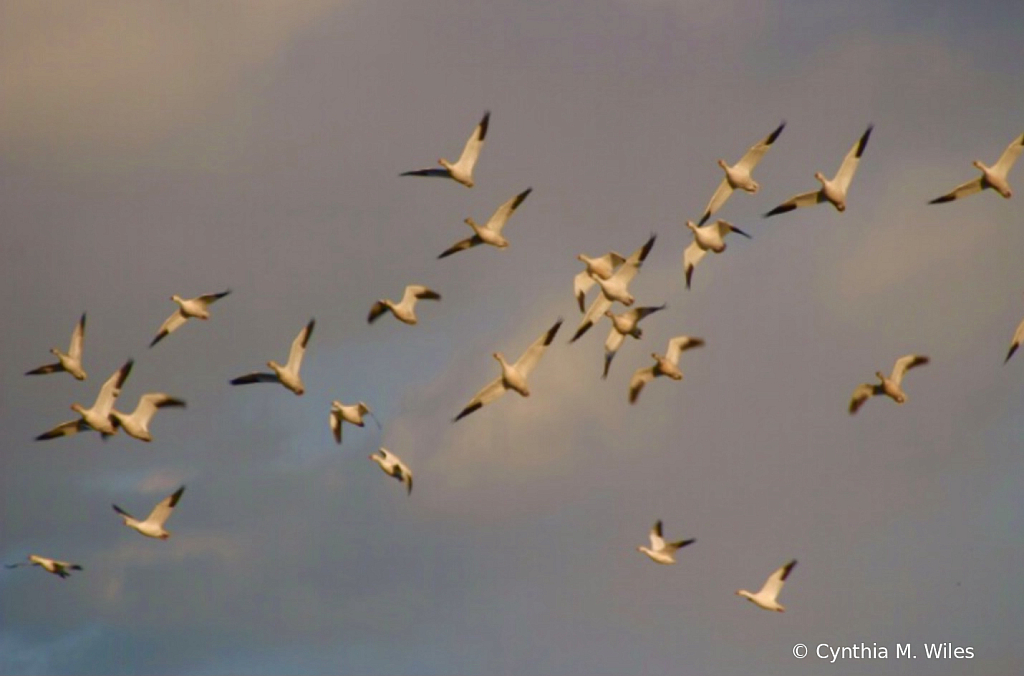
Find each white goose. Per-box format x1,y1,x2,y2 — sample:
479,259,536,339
1006,311,1024,364
636,520,695,565
764,125,873,217
574,251,626,312
5,555,83,579
438,188,532,258
682,219,752,289
571,235,657,343
930,132,1024,204
602,304,667,379
26,312,87,380
628,336,704,404
454,318,563,422
110,393,186,442
113,485,185,540
150,290,231,347
230,319,315,395
699,121,786,226
369,447,413,495
368,285,441,325
400,111,489,188
36,359,134,440
849,354,930,414
736,559,797,612
329,401,381,444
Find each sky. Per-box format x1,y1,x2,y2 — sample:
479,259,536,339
1,1,1023,674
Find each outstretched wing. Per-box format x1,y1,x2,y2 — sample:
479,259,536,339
513,318,563,377
683,241,708,289
849,382,883,414
453,377,506,422
196,289,231,306
764,189,824,217
758,559,797,600
628,365,657,404
285,319,316,372
150,310,188,347
737,120,786,172
229,372,280,386
571,293,612,343
452,110,490,174
992,131,1024,176
890,354,929,386
35,419,88,441
665,336,705,365
484,187,532,234
93,359,134,416
648,520,665,550
112,504,136,520
698,178,734,227
69,313,87,361
928,177,984,204
834,124,873,193
438,234,484,259
146,485,185,526
1006,317,1024,363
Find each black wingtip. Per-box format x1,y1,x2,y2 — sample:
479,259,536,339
685,265,694,290
453,402,482,423
169,485,186,506
781,559,798,580
478,111,491,140
543,318,563,345
928,194,955,204
569,322,591,343
767,120,786,144
697,213,710,227
763,203,794,218
855,124,874,157
1006,344,1019,364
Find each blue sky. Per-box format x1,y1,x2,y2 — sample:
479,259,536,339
2,1,1023,674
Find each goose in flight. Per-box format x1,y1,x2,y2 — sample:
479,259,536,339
571,235,657,343
330,400,381,444
229,319,315,395
682,220,751,289
369,447,413,495
400,111,489,188
368,285,441,325
602,304,667,379
764,124,873,217
150,290,231,348
5,555,83,579
454,318,563,422
930,132,1024,204
699,121,786,226
849,354,929,414
110,393,186,442
36,359,134,440
628,336,704,404
438,188,532,258
26,312,87,380
636,520,695,565
112,485,185,539
1006,311,1024,364
736,559,797,612
574,251,626,312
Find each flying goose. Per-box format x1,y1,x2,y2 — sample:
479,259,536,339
454,318,563,422
764,125,873,217
369,447,413,495
329,401,381,444
571,235,657,343
150,290,231,348
682,220,751,289
736,559,797,612
229,319,315,395
699,121,786,226
5,555,83,579
930,132,1024,204
400,111,489,188
628,336,704,404
26,312,87,380
1006,312,1024,364
602,304,667,379
36,359,133,440
110,393,186,442
368,285,442,325
849,354,930,414
113,485,185,539
574,251,626,312
636,520,695,565
438,188,532,258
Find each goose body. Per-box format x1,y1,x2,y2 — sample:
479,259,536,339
683,220,751,289
736,559,797,612
637,520,695,565
36,359,133,440
26,313,87,380
150,290,230,347
6,555,83,579
369,447,413,495
930,132,1024,204
628,336,704,404
699,121,786,225
368,285,441,325
110,393,186,442
230,319,315,395
454,319,563,422
329,401,380,444
602,304,666,378
765,125,873,217
849,354,929,414
574,251,626,312
401,111,489,188
438,188,532,258
113,485,185,539
571,235,656,342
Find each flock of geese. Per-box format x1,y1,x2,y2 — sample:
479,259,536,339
8,111,1024,620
